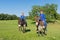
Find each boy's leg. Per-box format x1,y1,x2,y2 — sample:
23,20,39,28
43,21,47,35
25,21,27,27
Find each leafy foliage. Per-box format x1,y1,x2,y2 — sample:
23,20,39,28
29,4,60,22
0,13,18,20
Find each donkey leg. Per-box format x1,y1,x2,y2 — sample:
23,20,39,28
36,25,39,33
23,24,26,33
36,22,39,33
38,25,42,36
43,26,47,35
18,24,21,31
38,25,44,36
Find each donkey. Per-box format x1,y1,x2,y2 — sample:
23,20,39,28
18,18,27,33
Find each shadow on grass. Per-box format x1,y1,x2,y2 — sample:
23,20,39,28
31,21,35,24
25,29,31,33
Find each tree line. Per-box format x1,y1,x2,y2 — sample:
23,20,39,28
0,4,60,21
0,13,18,20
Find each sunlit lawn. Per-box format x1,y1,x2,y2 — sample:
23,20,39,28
0,20,60,40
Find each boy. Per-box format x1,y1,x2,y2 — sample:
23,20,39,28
18,12,27,31
38,10,47,35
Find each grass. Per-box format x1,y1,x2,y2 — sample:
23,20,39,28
0,20,60,40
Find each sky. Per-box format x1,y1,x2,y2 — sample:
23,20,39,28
0,0,60,17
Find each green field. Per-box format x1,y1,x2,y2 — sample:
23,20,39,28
0,20,60,40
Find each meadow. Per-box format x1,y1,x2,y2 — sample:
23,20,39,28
0,20,60,40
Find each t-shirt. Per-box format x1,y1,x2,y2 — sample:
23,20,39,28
20,15,25,20
39,13,46,21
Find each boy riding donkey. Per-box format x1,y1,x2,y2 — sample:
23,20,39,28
18,12,27,33
35,10,47,36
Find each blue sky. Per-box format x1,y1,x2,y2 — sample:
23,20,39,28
0,0,60,17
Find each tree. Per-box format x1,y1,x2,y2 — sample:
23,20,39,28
29,4,59,22
0,13,18,20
